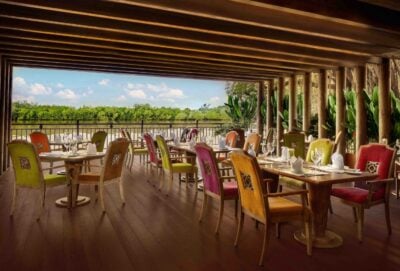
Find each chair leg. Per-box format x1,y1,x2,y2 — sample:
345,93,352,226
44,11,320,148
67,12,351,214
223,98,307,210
352,207,358,223
129,154,134,170
215,199,224,234
356,207,364,242
99,183,105,212
10,182,16,217
234,199,238,217
49,161,53,174
37,189,45,221
158,171,165,191
275,223,280,239
199,192,208,222
167,174,174,195
259,222,271,266
234,212,244,247
384,201,392,235
396,178,400,199
119,180,125,204
328,199,333,214
94,185,99,201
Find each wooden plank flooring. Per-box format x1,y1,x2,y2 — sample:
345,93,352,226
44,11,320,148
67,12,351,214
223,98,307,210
1,162,400,271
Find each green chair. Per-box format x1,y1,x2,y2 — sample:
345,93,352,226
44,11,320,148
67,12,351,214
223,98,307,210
8,140,67,219
91,131,108,152
156,135,197,195
283,131,305,159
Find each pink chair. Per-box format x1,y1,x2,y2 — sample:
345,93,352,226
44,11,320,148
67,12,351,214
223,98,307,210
187,128,199,141
331,143,395,241
143,133,161,177
194,143,238,234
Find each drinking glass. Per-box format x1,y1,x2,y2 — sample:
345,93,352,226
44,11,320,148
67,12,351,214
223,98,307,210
311,149,322,174
270,140,275,157
63,134,71,153
261,143,267,156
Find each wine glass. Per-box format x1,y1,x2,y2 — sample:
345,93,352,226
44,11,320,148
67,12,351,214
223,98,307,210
261,142,267,156
63,134,71,153
270,140,275,157
311,149,322,174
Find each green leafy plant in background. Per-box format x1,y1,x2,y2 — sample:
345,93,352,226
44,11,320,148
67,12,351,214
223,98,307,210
322,94,336,139
223,94,257,129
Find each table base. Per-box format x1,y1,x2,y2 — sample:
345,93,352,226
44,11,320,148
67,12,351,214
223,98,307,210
294,229,343,248
55,196,91,208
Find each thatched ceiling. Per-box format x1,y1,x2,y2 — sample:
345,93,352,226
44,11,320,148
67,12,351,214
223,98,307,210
1,0,400,81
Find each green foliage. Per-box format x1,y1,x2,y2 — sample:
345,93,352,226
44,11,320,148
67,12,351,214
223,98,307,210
224,94,257,129
322,94,336,139
225,82,258,97
11,101,229,122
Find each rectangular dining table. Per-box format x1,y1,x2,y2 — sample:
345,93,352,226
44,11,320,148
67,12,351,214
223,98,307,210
39,151,105,208
258,158,378,248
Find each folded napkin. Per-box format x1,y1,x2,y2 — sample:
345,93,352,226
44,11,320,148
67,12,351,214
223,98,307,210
308,134,314,142
218,138,226,149
331,151,344,170
290,156,304,174
86,143,97,155
248,145,256,157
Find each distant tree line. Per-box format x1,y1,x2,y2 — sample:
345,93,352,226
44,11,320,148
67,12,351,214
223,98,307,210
11,102,230,122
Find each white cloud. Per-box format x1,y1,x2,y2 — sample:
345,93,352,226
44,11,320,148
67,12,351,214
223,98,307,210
98,79,110,86
56,83,64,88
116,95,127,101
56,89,79,100
30,83,52,95
13,94,35,103
158,88,184,99
14,77,27,87
82,88,94,97
127,90,146,99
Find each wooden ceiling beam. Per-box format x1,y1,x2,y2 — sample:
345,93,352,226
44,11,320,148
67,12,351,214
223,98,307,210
0,4,379,64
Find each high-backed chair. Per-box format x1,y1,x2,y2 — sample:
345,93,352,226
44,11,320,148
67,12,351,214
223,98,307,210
331,143,395,242
29,131,55,173
332,130,343,153
91,131,107,152
230,150,311,265
187,128,199,141
76,138,129,212
125,130,148,167
195,143,238,234
243,132,262,154
283,131,305,159
156,135,197,195
225,130,239,148
180,128,190,142
143,133,162,179
8,140,67,219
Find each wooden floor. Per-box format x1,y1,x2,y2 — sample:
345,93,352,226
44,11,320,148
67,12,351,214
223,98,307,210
1,161,400,271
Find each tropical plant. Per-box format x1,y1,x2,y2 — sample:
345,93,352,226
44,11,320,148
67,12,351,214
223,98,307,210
322,94,336,139
224,94,257,129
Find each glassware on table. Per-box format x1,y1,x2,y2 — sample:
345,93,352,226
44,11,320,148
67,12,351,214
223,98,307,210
261,143,267,156
311,148,322,175
62,134,71,153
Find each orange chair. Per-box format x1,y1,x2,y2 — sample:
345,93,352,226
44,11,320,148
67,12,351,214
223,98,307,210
225,130,239,148
243,132,261,154
331,143,395,242
230,150,311,265
29,131,56,173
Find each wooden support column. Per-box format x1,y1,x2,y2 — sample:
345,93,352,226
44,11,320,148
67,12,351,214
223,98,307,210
277,77,284,156
256,81,264,137
266,79,273,132
5,62,12,170
318,69,327,138
379,58,391,142
0,55,5,175
355,66,367,153
336,67,346,155
289,74,296,131
303,72,311,133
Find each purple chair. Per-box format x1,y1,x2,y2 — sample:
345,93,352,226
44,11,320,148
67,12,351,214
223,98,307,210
195,143,238,234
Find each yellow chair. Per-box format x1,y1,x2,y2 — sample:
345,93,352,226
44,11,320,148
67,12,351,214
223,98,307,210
125,130,148,168
8,140,67,220
76,138,129,212
156,135,197,195
230,150,311,266
283,131,305,159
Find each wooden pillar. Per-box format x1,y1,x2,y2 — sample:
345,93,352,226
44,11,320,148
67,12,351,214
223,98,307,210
336,67,346,155
5,62,12,169
303,72,311,132
277,77,284,155
318,69,327,138
0,55,3,175
256,81,264,136
289,74,296,131
355,66,367,153
379,58,391,142
266,79,273,132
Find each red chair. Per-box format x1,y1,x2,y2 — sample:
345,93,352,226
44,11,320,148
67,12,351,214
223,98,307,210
331,143,395,242
143,133,162,177
194,143,238,234
225,130,239,148
187,128,199,141
30,131,55,173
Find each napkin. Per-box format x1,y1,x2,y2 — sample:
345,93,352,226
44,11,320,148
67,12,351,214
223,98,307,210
290,156,304,173
248,145,256,157
331,151,344,170
308,134,314,142
87,143,97,155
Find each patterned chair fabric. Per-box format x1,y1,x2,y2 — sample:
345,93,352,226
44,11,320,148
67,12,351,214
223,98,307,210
230,150,311,265
195,143,238,233
330,143,395,241
187,128,199,141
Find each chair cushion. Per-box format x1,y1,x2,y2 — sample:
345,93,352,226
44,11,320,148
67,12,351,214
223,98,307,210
171,162,195,173
132,148,148,154
279,176,306,189
43,174,67,186
268,197,303,215
222,181,238,197
77,172,100,182
331,187,385,204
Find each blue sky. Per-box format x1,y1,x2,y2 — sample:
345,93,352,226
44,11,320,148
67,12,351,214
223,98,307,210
12,67,228,109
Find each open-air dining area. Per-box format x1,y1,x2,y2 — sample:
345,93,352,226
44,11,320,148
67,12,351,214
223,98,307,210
2,1,400,270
